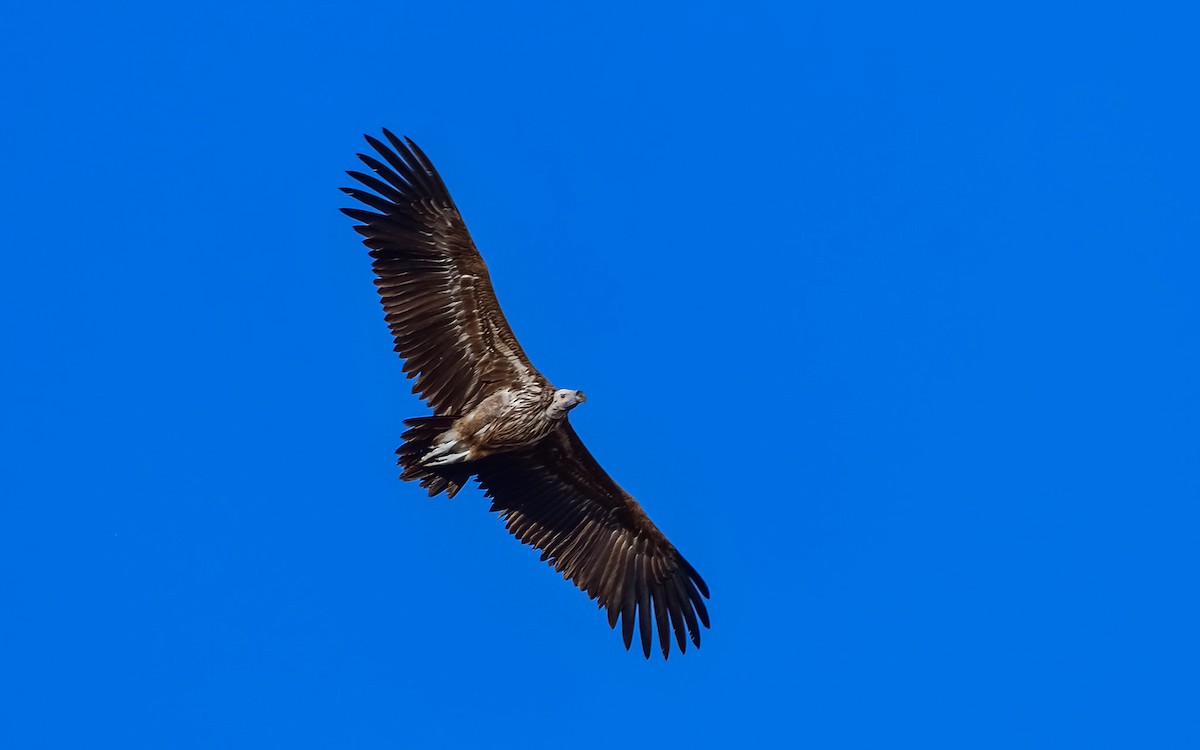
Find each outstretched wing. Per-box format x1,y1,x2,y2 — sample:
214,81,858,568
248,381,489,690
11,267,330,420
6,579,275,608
341,131,547,415
473,424,711,659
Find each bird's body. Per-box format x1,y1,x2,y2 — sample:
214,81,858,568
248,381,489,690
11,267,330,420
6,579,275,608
342,131,709,658
413,385,583,466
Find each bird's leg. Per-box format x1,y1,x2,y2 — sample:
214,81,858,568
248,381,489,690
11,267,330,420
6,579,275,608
423,434,471,466
425,450,470,466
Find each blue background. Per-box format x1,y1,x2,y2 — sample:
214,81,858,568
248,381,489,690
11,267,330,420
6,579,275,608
4,1,1198,747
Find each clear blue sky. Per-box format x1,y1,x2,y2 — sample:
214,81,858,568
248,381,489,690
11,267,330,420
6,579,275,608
3,1,1198,747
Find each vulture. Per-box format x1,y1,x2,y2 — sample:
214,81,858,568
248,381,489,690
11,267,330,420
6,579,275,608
341,131,709,659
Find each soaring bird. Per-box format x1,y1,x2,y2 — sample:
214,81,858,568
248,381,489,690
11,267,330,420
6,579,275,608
341,132,709,658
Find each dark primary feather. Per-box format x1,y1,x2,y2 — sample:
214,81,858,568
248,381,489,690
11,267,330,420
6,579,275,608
340,130,545,416
474,425,710,658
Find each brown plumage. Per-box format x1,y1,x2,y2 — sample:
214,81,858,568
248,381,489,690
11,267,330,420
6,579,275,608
341,131,710,658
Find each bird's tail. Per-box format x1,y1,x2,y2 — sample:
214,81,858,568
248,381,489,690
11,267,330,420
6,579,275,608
397,416,473,498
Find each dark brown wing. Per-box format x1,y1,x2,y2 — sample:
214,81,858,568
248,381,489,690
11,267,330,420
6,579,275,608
473,423,710,659
341,131,546,415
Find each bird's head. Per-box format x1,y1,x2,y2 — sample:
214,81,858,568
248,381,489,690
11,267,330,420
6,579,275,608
549,388,587,417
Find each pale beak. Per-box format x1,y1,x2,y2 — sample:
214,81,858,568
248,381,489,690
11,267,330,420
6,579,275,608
576,391,587,403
